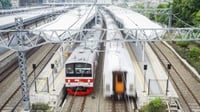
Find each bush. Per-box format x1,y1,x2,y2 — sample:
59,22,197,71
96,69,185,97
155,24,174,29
177,41,189,48
32,103,51,111
141,97,167,112
189,47,200,58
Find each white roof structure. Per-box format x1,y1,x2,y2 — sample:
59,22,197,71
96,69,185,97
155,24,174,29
0,6,68,27
0,6,49,14
35,6,96,42
105,5,163,40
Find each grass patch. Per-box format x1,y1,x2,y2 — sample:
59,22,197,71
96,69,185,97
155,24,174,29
169,41,200,74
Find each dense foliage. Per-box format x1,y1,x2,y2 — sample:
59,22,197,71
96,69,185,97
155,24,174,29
154,3,169,25
141,97,167,112
154,0,200,27
172,0,200,27
0,0,12,9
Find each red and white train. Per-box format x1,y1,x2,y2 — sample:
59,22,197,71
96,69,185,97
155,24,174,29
65,15,103,96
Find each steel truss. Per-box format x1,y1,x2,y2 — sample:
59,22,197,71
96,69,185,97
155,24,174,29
0,28,199,51
131,8,169,15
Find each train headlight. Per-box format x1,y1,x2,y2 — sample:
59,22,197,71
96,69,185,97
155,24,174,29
68,80,70,85
88,80,90,82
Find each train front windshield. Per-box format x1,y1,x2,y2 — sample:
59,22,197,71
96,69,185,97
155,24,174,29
65,63,92,77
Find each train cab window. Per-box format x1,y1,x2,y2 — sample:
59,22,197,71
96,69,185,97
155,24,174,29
75,63,92,77
66,64,74,76
118,74,123,82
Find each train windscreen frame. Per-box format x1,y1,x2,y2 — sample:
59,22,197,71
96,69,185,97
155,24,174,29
66,63,92,77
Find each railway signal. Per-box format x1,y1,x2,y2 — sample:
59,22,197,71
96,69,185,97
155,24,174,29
143,64,147,92
51,64,55,91
166,63,172,96
32,64,37,93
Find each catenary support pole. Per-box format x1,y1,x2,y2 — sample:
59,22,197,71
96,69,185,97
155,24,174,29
168,5,172,28
15,17,30,111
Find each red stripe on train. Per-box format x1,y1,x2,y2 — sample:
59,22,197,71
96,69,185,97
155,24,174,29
67,87,94,96
65,79,94,83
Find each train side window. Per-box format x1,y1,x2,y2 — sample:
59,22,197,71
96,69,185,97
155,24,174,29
118,74,123,82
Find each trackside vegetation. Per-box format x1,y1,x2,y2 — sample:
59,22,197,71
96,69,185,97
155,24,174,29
141,97,167,112
32,103,51,112
169,41,200,73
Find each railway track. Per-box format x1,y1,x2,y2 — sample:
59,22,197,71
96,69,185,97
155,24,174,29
112,98,128,112
149,41,200,112
102,96,134,112
64,96,87,112
0,7,61,82
0,44,60,111
0,48,39,82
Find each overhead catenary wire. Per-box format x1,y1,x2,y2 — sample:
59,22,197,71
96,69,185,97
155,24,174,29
172,14,195,28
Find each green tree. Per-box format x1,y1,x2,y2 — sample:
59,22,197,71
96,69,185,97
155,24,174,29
155,3,169,25
0,0,12,9
192,10,200,27
172,0,200,27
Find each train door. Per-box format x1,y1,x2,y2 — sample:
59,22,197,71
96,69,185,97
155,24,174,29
113,71,126,95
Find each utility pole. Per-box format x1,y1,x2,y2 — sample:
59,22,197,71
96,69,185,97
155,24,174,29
168,4,172,28
15,17,30,111
142,41,146,62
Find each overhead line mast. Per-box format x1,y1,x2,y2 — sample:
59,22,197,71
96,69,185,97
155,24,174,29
15,17,30,111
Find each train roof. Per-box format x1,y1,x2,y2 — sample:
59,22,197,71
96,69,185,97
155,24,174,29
66,46,97,64
104,44,135,73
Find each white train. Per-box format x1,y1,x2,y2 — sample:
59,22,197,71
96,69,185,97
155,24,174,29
102,10,137,98
65,14,103,96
